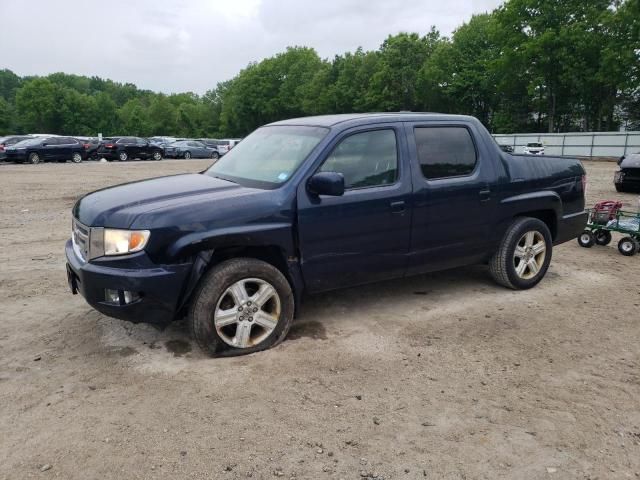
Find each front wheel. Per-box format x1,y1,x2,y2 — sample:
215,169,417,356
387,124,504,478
152,151,162,161
489,217,553,290
28,152,41,165
189,258,295,357
211,151,220,160
618,237,639,256
183,151,192,159
118,152,128,162
71,152,83,163
578,230,595,248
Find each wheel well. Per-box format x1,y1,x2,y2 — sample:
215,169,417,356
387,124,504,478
517,210,557,240
177,245,296,318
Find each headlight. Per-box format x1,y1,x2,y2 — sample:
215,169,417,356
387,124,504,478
104,229,150,255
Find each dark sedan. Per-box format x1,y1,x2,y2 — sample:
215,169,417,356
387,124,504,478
0,135,34,160
4,136,85,164
164,140,217,159
97,137,164,161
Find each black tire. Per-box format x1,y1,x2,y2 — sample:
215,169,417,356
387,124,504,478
152,151,162,161
28,152,41,165
594,229,612,246
577,230,595,248
118,151,128,162
211,151,220,160
189,258,295,357
615,184,625,193
489,217,553,290
618,237,639,256
71,152,82,164
184,151,192,159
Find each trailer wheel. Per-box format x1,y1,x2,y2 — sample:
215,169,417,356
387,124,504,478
577,230,595,248
618,237,639,256
594,230,612,246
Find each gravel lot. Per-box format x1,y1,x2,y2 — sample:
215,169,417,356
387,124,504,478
0,159,639,480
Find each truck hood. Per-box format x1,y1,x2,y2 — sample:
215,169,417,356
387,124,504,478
73,173,268,228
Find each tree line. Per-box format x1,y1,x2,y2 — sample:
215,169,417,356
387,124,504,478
0,0,638,138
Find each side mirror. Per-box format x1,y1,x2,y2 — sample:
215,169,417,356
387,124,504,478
307,172,345,197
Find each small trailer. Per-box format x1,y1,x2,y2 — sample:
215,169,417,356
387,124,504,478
578,200,640,256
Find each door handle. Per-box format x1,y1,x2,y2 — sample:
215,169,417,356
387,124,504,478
390,200,406,213
479,189,491,202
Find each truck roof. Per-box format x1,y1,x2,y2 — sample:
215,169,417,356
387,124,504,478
267,112,477,128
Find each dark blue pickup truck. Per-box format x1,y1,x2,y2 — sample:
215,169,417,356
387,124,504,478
66,113,587,356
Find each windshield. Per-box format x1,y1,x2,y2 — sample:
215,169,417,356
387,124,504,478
205,125,328,188
14,137,42,147
527,143,542,147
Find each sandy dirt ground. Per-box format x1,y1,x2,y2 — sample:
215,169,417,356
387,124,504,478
0,159,639,480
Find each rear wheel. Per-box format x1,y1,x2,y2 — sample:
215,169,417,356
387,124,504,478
28,152,41,165
577,230,595,248
618,237,639,256
489,217,552,290
594,229,612,246
211,151,220,160
152,151,162,161
184,151,192,159
71,152,82,163
189,258,295,357
118,151,128,162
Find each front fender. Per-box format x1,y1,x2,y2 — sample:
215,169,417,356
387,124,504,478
165,222,296,262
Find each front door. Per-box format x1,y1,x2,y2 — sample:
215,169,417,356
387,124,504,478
297,125,413,292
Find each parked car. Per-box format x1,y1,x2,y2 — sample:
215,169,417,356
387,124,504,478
77,138,103,160
66,113,587,357
5,136,84,164
165,140,218,159
523,142,545,155
149,136,178,148
198,139,221,159
97,137,164,161
614,153,640,192
216,138,242,155
498,144,514,153
0,135,34,160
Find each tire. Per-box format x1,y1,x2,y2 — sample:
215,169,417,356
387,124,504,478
577,230,595,248
189,258,295,357
594,229,612,246
615,184,626,193
618,237,639,256
211,151,220,160
71,152,82,164
184,151,192,159
118,151,128,162
489,217,553,290
28,152,41,165
152,151,162,161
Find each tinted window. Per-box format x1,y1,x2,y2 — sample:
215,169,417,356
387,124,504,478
414,127,477,179
320,129,398,189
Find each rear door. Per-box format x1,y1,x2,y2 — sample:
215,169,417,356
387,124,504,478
404,122,498,274
42,137,61,161
296,124,413,292
57,137,74,160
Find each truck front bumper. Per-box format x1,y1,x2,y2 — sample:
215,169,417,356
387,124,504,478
65,240,193,327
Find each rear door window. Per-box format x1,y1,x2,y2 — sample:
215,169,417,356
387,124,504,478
414,127,477,179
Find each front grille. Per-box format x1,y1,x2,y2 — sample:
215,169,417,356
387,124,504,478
72,218,90,261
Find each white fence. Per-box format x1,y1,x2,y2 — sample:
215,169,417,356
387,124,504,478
493,131,640,157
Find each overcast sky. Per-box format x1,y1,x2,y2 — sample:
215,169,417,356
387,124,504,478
0,0,503,94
